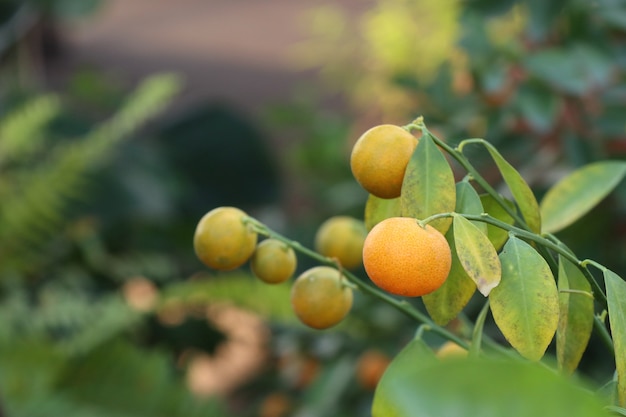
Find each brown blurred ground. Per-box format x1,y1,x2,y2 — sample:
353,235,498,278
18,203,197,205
50,0,372,115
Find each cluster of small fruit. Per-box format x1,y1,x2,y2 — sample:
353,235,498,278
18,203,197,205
193,206,367,329
193,123,454,330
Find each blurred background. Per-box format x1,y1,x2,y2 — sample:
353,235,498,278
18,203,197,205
1,0,626,416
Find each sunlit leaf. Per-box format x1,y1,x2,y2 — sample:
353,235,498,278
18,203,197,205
557,255,594,375
540,161,626,234
364,194,401,231
373,355,610,417
401,133,455,234
490,236,559,361
485,144,541,233
423,227,476,325
606,269,626,407
455,181,487,235
479,194,515,251
453,215,501,296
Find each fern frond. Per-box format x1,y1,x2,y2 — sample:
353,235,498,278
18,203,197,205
0,94,61,168
0,73,182,275
0,287,143,356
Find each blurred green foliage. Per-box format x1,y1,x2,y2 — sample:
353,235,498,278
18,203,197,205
2,0,626,416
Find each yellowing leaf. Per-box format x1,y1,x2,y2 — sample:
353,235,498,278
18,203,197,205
401,133,455,234
485,144,541,233
540,161,626,234
453,215,501,296
423,227,476,325
557,255,594,375
364,194,401,231
490,236,559,361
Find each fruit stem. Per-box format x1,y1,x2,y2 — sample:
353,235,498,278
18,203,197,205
243,215,470,350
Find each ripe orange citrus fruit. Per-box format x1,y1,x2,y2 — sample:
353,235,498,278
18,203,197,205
350,124,418,199
355,349,391,390
362,217,451,297
290,266,353,329
436,341,468,359
193,206,257,271
250,238,297,284
314,216,368,269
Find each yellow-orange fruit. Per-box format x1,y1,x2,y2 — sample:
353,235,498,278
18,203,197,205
250,238,297,284
290,266,353,330
193,206,257,271
350,124,418,199
436,341,468,359
314,216,368,269
355,349,392,390
362,217,451,297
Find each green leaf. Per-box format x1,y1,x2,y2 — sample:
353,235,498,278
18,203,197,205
364,194,401,231
455,181,487,235
479,194,515,251
606,269,626,407
540,161,626,234
401,133,456,234
423,227,476,325
557,255,594,375
452,215,501,296
490,236,559,361
372,337,437,417
373,356,610,417
485,143,541,233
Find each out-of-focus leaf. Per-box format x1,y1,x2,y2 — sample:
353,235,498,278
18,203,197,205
526,0,570,42
490,236,559,361
525,45,613,95
372,337,437,417
540,161,626,234
516,84,561,133
161,273,295,322
373,355,610,417
401,133,456,234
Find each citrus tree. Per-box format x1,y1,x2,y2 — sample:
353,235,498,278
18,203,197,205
194,116,626,416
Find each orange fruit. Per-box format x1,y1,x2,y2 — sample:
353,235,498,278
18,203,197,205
193,206,257,270
436,341,468,359
362,217,451,297
290,266,353,330
250,238,297,284
314,216,368,269
350,124,418,199
355,349,391,390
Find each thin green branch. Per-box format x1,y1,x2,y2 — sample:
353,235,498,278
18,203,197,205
243,216,469,350
419,212,608,309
